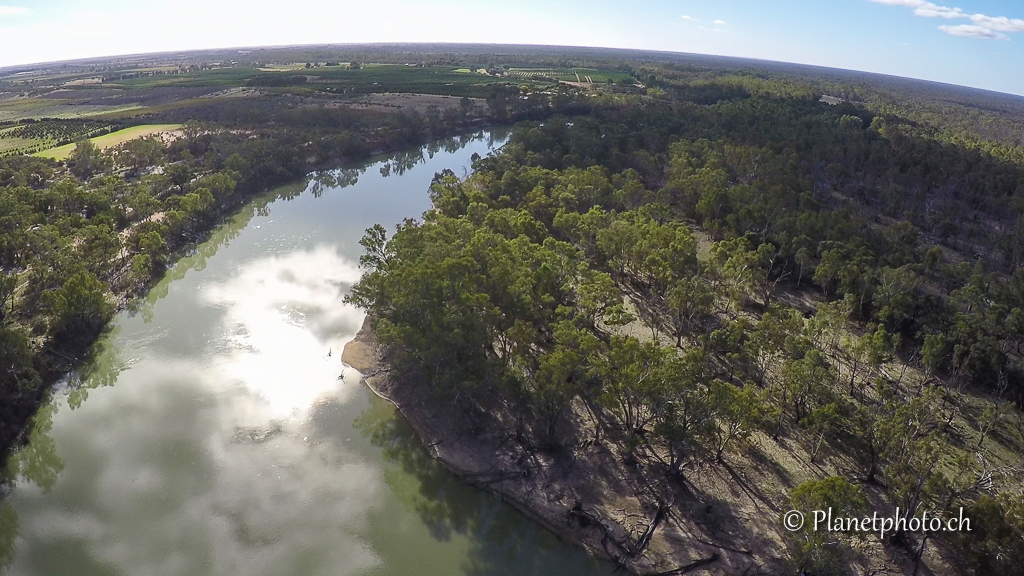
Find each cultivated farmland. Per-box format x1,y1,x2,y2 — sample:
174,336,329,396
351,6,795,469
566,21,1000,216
0,120,111,157
1,49,643,159
505,67,635,84
35,124,181,159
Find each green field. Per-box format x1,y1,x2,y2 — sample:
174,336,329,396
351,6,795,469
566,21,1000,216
0,135,40,155
0,97,69,121
258,64,308,72
103,67,263,89
0,120,112,157
297,65,552,97
506,67,635,84
35,124,181,160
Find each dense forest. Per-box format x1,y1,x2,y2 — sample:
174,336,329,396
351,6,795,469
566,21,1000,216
348,81,1024,573
2,46,1024,575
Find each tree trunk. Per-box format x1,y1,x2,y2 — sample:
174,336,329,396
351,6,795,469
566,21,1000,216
669,451,686,478
896,363,909,387
773,406,786,440
811,429,826,463
913,532,930,575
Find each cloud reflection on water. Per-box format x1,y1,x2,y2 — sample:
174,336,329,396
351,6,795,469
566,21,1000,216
9,245,383,576
202,244,365,421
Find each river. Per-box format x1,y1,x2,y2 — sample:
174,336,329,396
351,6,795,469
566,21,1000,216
0,130,615,576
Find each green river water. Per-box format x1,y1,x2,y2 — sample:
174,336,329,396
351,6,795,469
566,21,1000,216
0,130,615,576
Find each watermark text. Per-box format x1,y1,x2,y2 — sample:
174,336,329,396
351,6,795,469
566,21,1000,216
783,508,971,541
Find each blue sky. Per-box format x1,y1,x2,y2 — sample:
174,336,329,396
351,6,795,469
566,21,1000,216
1,0,1022,95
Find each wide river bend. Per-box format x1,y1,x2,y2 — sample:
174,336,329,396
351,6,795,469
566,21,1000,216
0,130,615,576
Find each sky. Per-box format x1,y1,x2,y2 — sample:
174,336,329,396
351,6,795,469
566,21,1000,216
0,0,1022,96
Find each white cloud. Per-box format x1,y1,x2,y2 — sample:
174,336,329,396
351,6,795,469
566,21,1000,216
681,15,696,20
917,6,963,19
869,0,962,18
939,24,1007,39
869,0,1023,39
713,19,726,25
0,5,28,15
969,14,1024,32
920,4,963,18
869,0,930,8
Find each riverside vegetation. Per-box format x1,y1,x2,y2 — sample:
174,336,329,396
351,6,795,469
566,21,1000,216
2,45,1024,575
345,58,1024,575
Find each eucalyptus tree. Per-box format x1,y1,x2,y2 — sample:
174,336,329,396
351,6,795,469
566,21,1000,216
788,476,867,576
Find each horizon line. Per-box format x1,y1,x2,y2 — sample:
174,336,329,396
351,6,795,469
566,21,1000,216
2,41,1022,100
